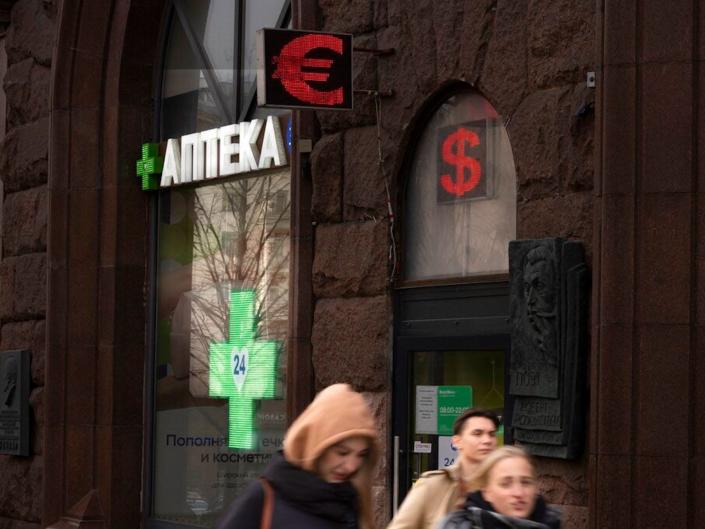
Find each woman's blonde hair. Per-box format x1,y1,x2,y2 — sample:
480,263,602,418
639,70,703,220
468,445,535,492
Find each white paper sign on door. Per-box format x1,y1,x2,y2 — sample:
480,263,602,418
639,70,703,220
415,385,439,434
413,441,433,454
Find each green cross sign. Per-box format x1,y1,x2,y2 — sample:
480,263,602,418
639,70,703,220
209,289,279,449
136,143,163,191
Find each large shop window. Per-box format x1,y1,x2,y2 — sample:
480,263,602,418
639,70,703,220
150,2,290,527
403,90,516,281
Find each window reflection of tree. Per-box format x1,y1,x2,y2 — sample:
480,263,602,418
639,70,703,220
187,171,290,397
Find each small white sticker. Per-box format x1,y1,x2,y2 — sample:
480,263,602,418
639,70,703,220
413,441,432,454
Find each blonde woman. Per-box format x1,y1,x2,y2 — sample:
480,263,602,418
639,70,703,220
216,384,378,529
439,446,561,529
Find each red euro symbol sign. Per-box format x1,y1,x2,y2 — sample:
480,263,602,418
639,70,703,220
440,128,482,197
272,34,344,106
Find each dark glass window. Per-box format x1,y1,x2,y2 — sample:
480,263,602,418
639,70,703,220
149,2,290,527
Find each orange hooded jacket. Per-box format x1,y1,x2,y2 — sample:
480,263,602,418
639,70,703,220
284,383,379,529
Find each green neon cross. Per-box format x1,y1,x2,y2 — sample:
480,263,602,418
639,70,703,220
136,143,163,191
209,289,279,449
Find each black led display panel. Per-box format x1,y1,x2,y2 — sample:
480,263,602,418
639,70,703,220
257,28,353,110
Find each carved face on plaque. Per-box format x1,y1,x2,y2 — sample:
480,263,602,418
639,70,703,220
522,246,557,366
2,356,17,408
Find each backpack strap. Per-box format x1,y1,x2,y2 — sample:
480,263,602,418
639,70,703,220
259,478,274,529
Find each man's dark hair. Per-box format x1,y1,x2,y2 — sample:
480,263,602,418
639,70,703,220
452,408,500,435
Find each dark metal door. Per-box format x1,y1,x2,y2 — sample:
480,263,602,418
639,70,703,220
391,282,511,510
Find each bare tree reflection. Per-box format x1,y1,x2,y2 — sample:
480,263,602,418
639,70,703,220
160,168,290,401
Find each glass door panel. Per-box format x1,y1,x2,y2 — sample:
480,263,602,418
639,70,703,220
392,282,510,510
409,349,505,483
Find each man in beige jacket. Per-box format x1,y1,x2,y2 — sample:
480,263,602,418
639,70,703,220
386,409,500,529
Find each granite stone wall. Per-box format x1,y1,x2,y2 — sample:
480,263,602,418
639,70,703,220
593,2,705,528
309,1,594,528
0,1,56,529
0,1,595,528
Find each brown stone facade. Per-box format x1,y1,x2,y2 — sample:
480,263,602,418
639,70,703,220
42,0,162,528
592,2,705,529
0,0,165,527
310,1,593,527
0,1,55,529
0,2,703,529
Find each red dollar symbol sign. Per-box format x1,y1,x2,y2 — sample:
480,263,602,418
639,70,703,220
440,128,482,197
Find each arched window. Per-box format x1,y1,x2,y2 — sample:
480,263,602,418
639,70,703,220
148,2,290,528
403,89,516,281
393,88,516,494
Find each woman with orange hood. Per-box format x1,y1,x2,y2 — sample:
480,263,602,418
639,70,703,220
215,383,379,529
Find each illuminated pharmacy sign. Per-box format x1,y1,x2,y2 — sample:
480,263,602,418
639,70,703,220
209,289,279,450
136,115,288,191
